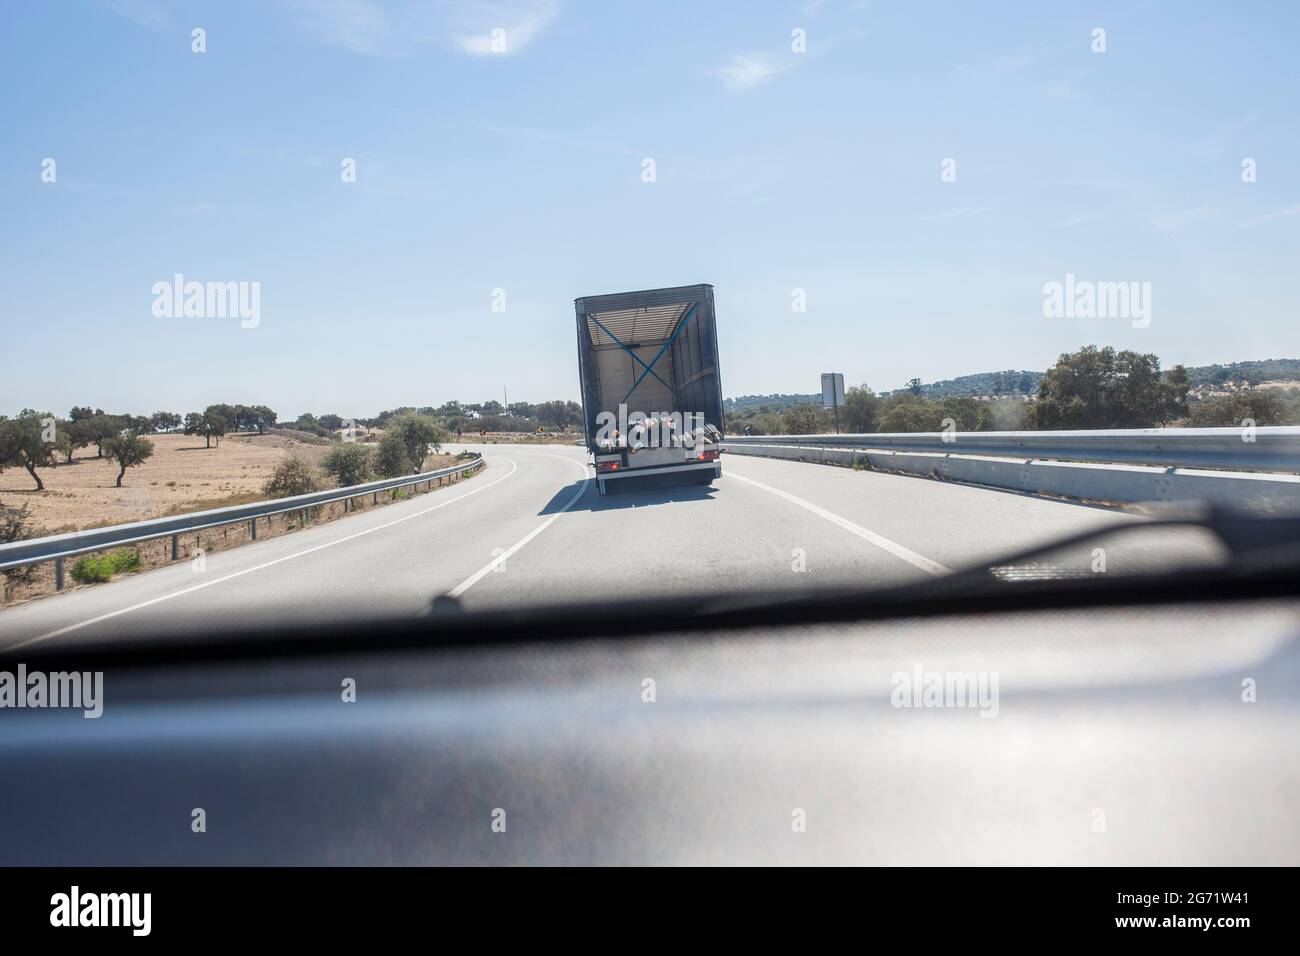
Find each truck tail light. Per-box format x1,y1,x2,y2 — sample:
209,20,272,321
596,461,620,473
697,448,720,462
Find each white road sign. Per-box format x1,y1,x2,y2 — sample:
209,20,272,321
821,372,845,409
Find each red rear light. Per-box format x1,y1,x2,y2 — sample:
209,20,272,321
596,461,620,473
697,448,720,462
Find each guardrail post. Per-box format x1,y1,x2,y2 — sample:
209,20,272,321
250,518,257,540
373,491,378,505
171,534,178,560
55,557,64,591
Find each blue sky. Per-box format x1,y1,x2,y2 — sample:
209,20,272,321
2,0,1297,419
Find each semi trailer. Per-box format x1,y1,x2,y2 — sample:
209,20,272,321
574,284,725,496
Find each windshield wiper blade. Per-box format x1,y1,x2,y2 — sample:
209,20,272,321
923,505,1300,595
715,505,1300,625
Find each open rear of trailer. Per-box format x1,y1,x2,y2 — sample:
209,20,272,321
574,284,725,495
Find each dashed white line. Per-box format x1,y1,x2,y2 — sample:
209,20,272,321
726,470,951,576
445,455,591,598
8,458,520,650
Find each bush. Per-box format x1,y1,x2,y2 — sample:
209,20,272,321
322,442,374,487
750,412,785,435
842,385,880,432
375,432,410,478
1,500,40,584
780,404,829,434
1,500,33,547
937,396,988,432
984,401,1034,431
1186,392,1289,427
262,457,322,498
877,397,941,432
378,414,448,475
873,394,997,433
70,548,140,584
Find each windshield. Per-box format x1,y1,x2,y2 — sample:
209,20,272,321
1,1,1297,646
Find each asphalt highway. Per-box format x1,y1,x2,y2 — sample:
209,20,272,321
0,444,1222,651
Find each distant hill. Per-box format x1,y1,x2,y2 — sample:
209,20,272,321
725,373,1043,405
903,370,1043,399
724,393,821,412
725,358,1300,406
1183,358,1300,386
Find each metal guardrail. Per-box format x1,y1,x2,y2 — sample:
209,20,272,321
723,441,1300,513
0,453,484,588
722,427,1300,473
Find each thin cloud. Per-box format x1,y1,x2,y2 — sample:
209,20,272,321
96,0,171,30
290,0,409,56
1152,205,1212,231
1238,202,1300,228
712,53,801,93
920,207,994,222
289,0,559,58
1192,112,1260,156
452,0,558,56
1045,71,1085,101
713,24,863,93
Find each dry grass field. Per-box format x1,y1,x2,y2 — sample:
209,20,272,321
1,432,464,607
0,431,446,535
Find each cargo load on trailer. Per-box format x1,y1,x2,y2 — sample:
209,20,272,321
574,284,725,496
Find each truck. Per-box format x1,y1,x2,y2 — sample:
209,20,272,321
574,284,725,496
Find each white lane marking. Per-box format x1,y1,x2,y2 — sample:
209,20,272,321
446,456,591,598
9,458,520,650
726,470,951,576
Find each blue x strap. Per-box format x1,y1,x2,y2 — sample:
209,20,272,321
587,313,675,396
620,303,697,405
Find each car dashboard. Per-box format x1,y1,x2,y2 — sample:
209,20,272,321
3,591,1297,866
